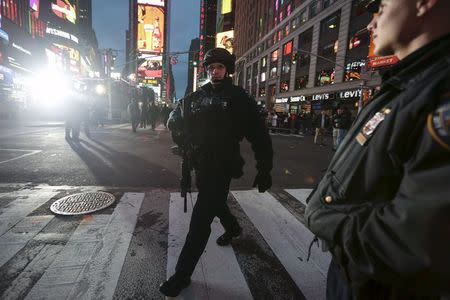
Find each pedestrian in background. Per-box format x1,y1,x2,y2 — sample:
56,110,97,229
331,106,351,150
127,98,140,133
161,48,273,297
313,110,330,146
305,0,450,298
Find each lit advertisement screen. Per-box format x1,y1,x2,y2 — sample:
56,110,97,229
137,0,164,6
51,0,76,24
137,5,165,53
30,0,40,12
46,43,80,74
215,30,234,54
137,55,163,78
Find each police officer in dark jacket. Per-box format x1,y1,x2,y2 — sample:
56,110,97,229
305,0,450,299
160,48,273,297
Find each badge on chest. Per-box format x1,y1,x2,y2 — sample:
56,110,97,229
356,107,391,146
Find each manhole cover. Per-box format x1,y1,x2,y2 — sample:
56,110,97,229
50,192,116,215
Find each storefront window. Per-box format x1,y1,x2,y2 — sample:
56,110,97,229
260,56,267,83
309,1,320,18
295,75,308,89
280,80,289,93
322,0,336,9
270,49,279,78
295,27,312,90
299,9,308,24
345,0,372,82
259,86,266,97
252,61,258,96
316,11,340,86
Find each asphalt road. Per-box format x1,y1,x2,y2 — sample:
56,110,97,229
0,120,334,189
0,120,335,300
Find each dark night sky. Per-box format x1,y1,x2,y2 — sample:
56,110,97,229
92,0,200,99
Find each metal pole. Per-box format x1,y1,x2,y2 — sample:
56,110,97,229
193,65,197,92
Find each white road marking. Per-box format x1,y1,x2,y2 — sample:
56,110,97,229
232,189,331,300
25,192,145,300
0,149,42,165
167,192,253,300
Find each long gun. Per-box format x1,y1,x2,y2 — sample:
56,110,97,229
180,146,191,213
180,96,192,213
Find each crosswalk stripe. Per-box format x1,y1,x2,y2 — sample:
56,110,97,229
0,190,58,236
25,192,144,300
168,192,253,300
285,189,313,206
232,190,330,300
0,186,331,299
0,215,54,268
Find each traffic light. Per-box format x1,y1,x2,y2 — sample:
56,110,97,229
292,51,299,64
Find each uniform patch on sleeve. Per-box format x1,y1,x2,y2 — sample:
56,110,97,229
427,95,450,151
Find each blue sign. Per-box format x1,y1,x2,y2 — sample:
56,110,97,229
0,65,14,84
0,29,9,44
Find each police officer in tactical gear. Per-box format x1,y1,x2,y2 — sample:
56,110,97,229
305,0,450,299
160,48,273,297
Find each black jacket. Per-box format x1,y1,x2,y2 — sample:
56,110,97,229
305,35,450,298
168,78,273,177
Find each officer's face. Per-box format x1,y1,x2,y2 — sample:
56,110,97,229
207,63,227,84
367,0,418,58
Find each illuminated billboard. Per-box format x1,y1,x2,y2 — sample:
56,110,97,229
46,43,80,74
51,0,76,24
137,55,163,78
30,0,40,12
137,5,164,53
137,0,164,6
215,30,234,54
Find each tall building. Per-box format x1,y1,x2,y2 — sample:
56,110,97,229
234,0,391,117
127,0,171,103
197,0,217,83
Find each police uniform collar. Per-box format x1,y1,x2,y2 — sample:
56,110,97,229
202,77,233,93
382,33,450,89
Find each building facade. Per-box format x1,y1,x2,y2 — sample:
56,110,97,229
234,0,382,117
126,0,173,103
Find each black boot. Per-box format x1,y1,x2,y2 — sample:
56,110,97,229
159,274,191,297
216,226,242,246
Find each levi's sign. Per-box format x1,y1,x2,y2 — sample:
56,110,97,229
312,93,330,101
339,89,361,99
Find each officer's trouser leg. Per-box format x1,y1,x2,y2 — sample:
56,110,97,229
326,258,353,300
175,175,231,278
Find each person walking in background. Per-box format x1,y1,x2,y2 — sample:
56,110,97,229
313,110,330,146
127,98,140,133
305,0,450,298
148,101,159,131
139,100,148,128
331,106,351,150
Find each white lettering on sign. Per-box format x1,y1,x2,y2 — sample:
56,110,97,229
46,27,79,44
339,89,362,99
275,97,289,103
290,95,306,102
312,93,329,101
12,43,31,55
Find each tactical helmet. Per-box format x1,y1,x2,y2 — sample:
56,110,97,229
203,48,236,74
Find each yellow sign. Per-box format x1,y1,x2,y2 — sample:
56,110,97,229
137,5,165,53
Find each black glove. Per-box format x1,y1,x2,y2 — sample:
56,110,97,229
252,171,272,193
